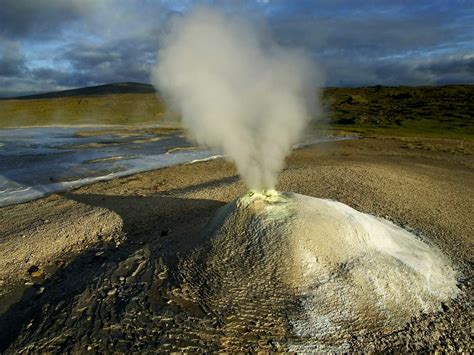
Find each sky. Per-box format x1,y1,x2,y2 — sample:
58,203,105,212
0,0,473,97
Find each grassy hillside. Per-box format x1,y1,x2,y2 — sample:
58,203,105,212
321,85,474,138
0,83,472,139
0,86,164,127
0,93,164,127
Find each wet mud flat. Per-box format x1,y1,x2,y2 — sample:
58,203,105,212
0,126,209,207
0,136,472,352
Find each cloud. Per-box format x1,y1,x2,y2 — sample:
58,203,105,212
0,0,472,96
0,41,27,77
0,0,106,39
320,52,474,87
61,39,156,83
415,54,474,85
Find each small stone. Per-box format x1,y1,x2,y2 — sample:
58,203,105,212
107,288,117,296
27,265,39,275
31,270,45,281
267,339,280,350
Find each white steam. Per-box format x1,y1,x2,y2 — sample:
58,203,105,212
152,7,320,190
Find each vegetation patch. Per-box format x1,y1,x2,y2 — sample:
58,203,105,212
0,83,472,139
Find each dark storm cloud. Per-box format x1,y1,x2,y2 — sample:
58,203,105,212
30,67,76,85
320,53,474,87
64,40,156,71
267,0,473,86
0,0,103,39
417,56,474,77
0,42,27,77
272,14,453,53
59,39,157,86
0,0,164,95
415,55,474,85
0,0,472,96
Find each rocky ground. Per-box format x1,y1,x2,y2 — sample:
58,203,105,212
0,136,472,352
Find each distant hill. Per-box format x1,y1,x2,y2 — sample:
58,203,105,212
0,83,164,127
0,82,472,138
2,82,156,100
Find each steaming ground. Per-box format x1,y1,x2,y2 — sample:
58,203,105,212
0,137,472,352
182,191,458,351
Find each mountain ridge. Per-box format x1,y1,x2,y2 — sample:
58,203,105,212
1,82,156,100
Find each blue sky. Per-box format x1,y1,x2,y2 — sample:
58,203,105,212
0,0,473,96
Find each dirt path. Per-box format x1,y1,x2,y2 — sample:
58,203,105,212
0,136,472,352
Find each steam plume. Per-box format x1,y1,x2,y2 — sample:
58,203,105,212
152,7,320,190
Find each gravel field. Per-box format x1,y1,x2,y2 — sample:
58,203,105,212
0,136,472,352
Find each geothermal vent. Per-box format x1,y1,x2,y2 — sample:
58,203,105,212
180,191,459,351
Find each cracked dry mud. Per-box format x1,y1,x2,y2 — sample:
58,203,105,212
0,136,472,352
